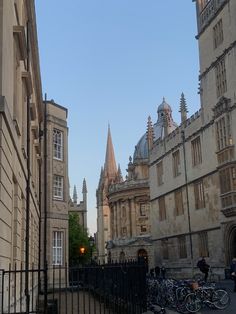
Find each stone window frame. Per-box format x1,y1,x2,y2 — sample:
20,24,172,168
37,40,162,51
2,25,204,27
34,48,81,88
194,180,205,210
191,136,202,167
198,231,209,258
162,239,169,260
215,114,231,151
156,161,164,186
213,18,223,49
140,225,147,233
159,196,166,221
178,236,187,259
172,149,181,177
53,175,64,200
53,128,63,161
139,203,147,216
219,166,236,194
215,57,227,98
174,188,184,216
52,231,63,265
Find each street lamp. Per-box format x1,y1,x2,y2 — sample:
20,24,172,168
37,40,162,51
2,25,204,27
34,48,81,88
88,236,95,264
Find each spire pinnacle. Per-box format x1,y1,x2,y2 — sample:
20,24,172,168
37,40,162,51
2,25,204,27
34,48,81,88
82,178,87,194
146,115,154,151
104,125,117,178
73,185,77,204
179,92,188,123
117,164,123,182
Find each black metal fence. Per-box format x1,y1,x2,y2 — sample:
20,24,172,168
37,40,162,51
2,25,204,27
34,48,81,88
0,262,147,314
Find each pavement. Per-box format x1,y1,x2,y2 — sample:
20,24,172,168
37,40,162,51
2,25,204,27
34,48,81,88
143,279,236,314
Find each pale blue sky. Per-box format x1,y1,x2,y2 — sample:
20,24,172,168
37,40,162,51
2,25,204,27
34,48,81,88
35,0,200,234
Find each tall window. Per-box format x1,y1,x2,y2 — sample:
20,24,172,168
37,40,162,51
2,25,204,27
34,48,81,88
140,203,148,216
53,129,63,160
216,115,231,151
173,150,181,177
162,239,169,260
213,19,223,49
215,58,227,98
53,175,63,200
156,161,163,186
194,180,205,209
219,166,236,194
178,236,187,259
159,196,166,221
191,137,202,166
52,231,63,265
175,189,184,216
198,232,209,257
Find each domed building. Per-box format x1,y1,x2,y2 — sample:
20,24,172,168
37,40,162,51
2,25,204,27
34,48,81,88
96,99,178,265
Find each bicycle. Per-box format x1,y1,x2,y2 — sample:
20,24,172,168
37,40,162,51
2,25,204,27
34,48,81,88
193,267,220,283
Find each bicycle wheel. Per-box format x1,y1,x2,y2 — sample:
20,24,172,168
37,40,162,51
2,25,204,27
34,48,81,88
185,293,202,313
212,289,230,310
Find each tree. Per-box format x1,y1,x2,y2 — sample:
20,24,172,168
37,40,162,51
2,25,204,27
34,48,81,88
69,212,90,265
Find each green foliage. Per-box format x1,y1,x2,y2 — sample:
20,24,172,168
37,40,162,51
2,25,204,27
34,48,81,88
69,212,90,265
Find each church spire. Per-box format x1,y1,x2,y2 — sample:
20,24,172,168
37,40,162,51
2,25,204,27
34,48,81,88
73,185,77,204
117,164,123,182
179,92,188,123
104,124,117,178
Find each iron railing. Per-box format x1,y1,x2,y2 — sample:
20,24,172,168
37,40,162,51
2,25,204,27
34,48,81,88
0,262,147,314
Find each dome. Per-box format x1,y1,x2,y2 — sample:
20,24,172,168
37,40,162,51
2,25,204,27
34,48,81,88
133,98,178,161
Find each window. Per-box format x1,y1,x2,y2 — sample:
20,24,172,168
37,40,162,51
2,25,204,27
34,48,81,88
159,196,166,221
140,203,149,216
216,115,231,151
215,58,227,98
53,129,63,160
53,175,63,200
178,236,187,259
122,206,126,219
213,19,223,49
175,189,184,216
52,231,63,265
162,239,169,260
194,180,205,209
219,166,236,194
191,137,202,166
173,150,181,177
156,161,163,186
198,232,209,257
121,227,127,237
140,225,147,233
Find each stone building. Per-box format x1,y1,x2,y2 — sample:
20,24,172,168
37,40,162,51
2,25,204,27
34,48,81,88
149,0,236,277
0,1,70,309
41,100,69,271
0,0,43,271
96,104,178,264
69,179,88,230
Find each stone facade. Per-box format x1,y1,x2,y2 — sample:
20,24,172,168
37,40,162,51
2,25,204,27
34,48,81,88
69,179,88,230
41,100,69,272
0,0,43,271
149,0,236,278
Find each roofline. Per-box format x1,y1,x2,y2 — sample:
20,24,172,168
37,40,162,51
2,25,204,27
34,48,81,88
44,100,68,118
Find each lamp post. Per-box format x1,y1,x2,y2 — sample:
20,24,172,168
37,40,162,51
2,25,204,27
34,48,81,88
88,236,95,264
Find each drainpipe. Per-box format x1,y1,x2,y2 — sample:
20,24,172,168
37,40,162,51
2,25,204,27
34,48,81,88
181,130,194,277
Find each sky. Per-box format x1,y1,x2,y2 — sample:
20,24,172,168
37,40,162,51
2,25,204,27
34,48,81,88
35,0,200,235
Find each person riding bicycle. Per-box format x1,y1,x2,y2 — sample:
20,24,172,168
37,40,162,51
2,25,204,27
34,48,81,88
197,257,210,281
